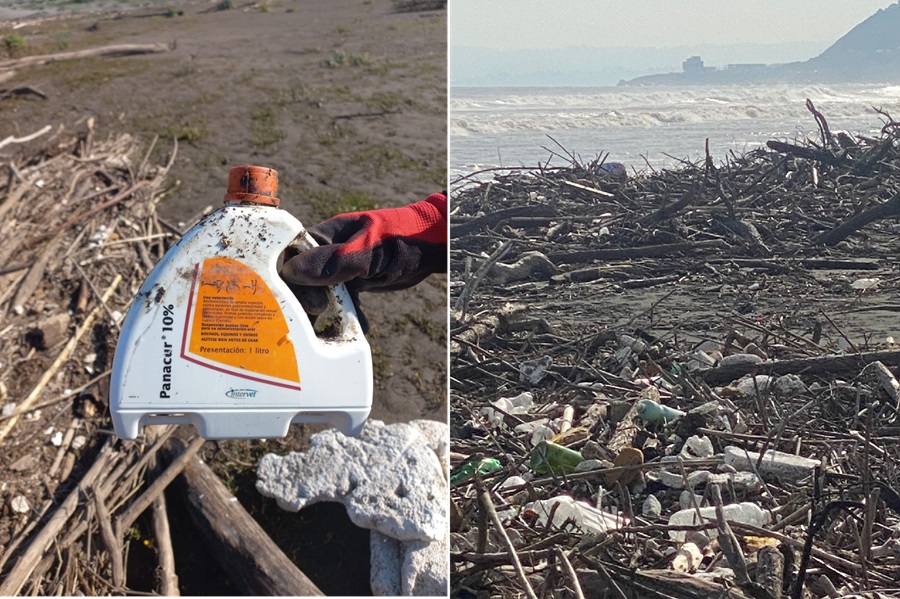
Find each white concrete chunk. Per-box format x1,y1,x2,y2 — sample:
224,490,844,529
256,419,448,542
401,532,449,596
411,419,450,480
370,531,402,596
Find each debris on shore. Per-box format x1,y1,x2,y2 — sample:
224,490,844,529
0,125,324,596
450,104,900,598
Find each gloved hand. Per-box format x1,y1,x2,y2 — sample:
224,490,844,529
282,193,447,332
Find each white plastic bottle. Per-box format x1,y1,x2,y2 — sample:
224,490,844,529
527,495,626,534
667,502,770,542
110,166,372,440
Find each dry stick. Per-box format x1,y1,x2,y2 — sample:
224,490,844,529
9,231,65,310
454,239,513,317
0,43,170,70
756,546,785,599
0,176,33,222
48,418,81,478
175,446,324,596
152,495,179,596
710,485,750,585
730,522,869,576
870,361,900,409
0,274,122,444
549,239,728,264
816,190,900,246
117,427,178,495
92,489,125,589
581,557,628,599
696,349,900,386
554,547,586,599
26,180,149,249
477,484,538,599
0,441,115,596
115,435,205,536
0,125,52,151
0,369,112,422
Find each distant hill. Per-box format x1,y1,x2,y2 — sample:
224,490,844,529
621,3,900,86
804,2,900,77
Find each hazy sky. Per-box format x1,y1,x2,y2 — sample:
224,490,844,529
450,1,897,49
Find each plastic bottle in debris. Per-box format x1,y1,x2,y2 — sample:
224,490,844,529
110,166,372,440
527,495,626,534
667,502,770,542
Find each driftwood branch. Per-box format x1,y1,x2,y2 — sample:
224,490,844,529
697,349,900,385
0,125,52,151
171,443,324,596
0,43,171,71
815,191,900,246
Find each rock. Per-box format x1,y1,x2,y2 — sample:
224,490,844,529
734,374,773,395
411,419,449,480
401,533,449,596
256,420,448,542
489,251,557,284
370,531,402,596
27,312,71,350
774,374,807,397
573,458,607,473
10,455,37,472
642,494,662,518
719,353,764,367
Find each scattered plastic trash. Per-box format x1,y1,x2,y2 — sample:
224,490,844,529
518,356,552,386
671,542,704,573
11,494,30,514
636,399,685,424
481,392,534,428
527,495,626,534
851,277,881,290
530,441,583,475
513,419,553,447
667,502,770,542
451,457,502,486
724,445,820,481
679,435,714,459
656,469,763,493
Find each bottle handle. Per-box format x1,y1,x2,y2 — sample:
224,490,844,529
287,229,366,341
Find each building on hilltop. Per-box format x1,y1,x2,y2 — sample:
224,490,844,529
682,56,717,77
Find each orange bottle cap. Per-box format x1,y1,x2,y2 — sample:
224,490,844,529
224,165,280,206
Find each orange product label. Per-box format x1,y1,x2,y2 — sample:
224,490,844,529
186,257,299,384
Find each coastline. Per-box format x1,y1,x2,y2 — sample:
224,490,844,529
449,121,900,595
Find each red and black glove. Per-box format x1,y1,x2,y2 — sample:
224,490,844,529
281,193,447,332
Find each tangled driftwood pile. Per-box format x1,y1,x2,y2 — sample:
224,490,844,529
449,104,900,598
0,125,322,595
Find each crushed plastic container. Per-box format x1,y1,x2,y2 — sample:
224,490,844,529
110,166,372,440
667,502,770,542
527,495,626,534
